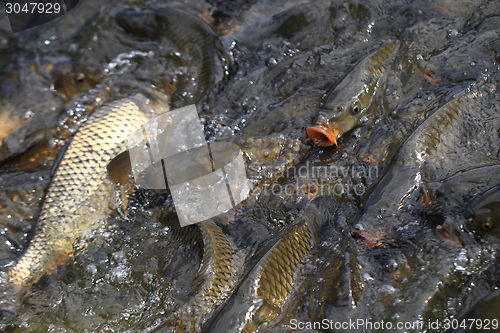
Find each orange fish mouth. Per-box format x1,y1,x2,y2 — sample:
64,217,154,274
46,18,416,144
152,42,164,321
351,229,387,249
307,122,339,147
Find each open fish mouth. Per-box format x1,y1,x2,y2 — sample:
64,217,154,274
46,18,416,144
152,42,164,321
351,229,389,249
307,122,339,147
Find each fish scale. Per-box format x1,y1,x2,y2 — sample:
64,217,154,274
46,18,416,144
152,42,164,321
200,220,234,306
203,220,313,333
8,96,158,287
149,220,243,333
407,99,460,160
256,225,311,309
355,96,463,246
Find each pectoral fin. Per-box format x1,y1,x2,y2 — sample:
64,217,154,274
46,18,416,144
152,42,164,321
107,150,132,183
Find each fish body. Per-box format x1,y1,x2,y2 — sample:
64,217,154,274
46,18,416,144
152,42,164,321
354,96,462,246
4,91,169,292
203,219,313,333
116,8,232,105
307,40,399,146
147,220,243,333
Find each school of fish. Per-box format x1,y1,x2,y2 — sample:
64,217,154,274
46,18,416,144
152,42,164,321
0,0,500,332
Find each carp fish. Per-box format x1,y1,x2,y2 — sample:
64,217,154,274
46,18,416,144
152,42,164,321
116,8,233,105
0,90,170,314
352,96,463,247
202,217,314,333
307,40,399,147
354,72,500,248
144,219,244,333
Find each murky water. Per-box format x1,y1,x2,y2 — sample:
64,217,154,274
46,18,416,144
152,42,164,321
1,0,500,332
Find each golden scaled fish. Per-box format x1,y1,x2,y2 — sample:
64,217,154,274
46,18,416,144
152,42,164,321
116,8,233,104
353,96,462,248
307,40,400,147
1,90,169,307
103,138,306,333
145,219,244,333
202,219,313,333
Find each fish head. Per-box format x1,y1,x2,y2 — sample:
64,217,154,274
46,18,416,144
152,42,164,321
51,60,102,98
308,41,399,147
307,95,367,147
350,213,399,249
308,65,376,147
465,185,500,241
307,102,361,147
467,202,500,241
353,211,475,249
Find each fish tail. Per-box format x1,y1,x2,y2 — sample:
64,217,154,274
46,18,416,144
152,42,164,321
7,226,73,288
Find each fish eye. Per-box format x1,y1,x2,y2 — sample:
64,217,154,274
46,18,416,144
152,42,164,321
351,104,360,114
481,217,493,231
480,217,495,231
75,73,86,83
